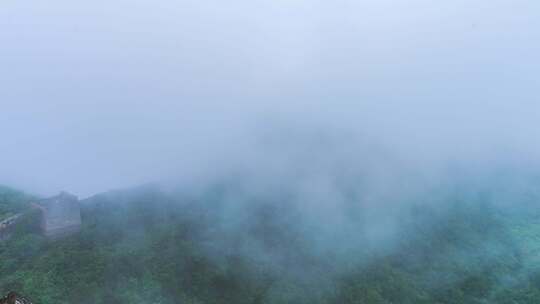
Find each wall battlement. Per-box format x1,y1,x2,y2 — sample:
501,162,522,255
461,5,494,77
35,192,81,238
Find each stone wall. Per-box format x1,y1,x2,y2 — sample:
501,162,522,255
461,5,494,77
0,292,33,304
36,192,81,238
0,214,21,240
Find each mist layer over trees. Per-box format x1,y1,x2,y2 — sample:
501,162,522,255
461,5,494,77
1,0,540,303
2,144,540,303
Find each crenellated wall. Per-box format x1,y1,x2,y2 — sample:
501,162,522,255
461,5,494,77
35,192,81,238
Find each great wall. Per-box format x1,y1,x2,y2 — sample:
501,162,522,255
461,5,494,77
0,192,81,240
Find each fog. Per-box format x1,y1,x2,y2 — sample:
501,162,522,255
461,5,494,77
1,0,539,197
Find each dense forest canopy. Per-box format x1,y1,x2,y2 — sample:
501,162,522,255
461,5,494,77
2,172,540,304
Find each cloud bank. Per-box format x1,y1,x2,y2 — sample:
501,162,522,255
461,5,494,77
1,0,539,196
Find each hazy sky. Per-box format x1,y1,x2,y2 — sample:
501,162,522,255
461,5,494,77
1,0,539,196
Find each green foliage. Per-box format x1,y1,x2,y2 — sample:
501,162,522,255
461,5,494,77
2,186,540,303
0,185,33,221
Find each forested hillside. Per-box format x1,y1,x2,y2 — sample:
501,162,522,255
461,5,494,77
0,186,33,222
1,184,540,304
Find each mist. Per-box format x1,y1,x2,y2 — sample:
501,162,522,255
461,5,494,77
1,0,539,197
2,2,540,303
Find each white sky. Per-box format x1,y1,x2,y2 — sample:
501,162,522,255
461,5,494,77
1,0,539,196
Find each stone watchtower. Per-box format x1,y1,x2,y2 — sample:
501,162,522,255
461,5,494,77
35,191,81,238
